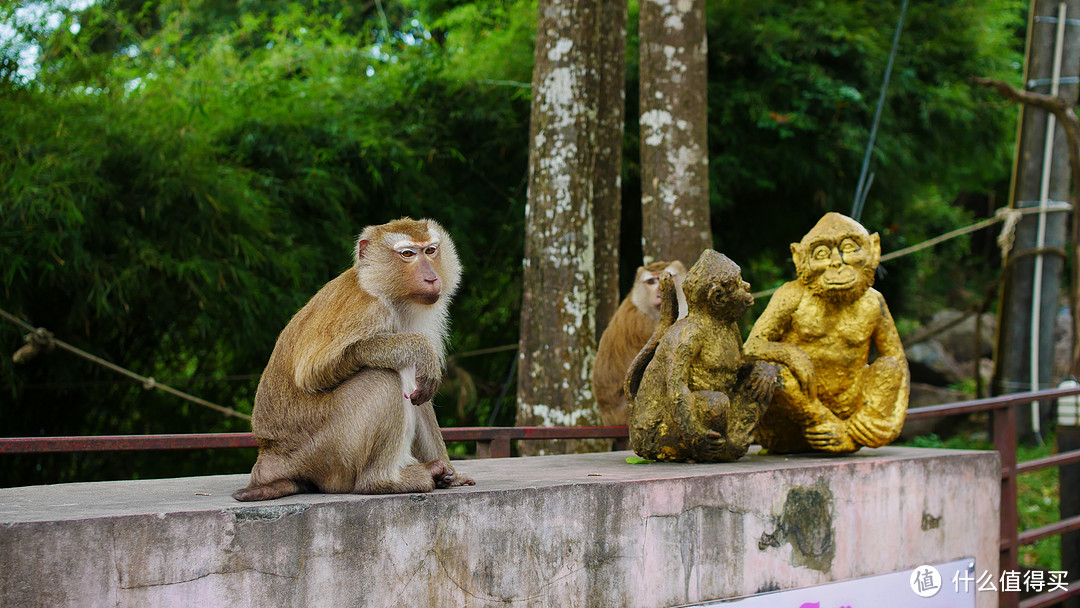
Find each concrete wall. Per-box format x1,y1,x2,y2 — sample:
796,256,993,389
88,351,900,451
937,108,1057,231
0,446,999,608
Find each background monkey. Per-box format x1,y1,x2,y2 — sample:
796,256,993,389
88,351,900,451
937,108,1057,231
592,260,686,436
233,218,474,502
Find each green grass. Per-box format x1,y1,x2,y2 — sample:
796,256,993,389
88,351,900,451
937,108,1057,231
899,431,1061,570
1016,438,1060,570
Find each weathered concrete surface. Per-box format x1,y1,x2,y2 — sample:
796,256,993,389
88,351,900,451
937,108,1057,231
0,447,998,608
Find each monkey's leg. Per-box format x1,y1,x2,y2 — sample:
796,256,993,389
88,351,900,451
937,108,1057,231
355,462,438,494
724,362,780,458
687,390,744,462
847,356,907,448
755,365,818,453
231,456,314,502
314,369,437,495
412,402,475,488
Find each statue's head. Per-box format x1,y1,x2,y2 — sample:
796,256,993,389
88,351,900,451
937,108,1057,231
684,250,753,322
790,212,880,303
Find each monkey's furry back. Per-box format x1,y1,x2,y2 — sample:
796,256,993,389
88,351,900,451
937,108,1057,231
250,269,396,438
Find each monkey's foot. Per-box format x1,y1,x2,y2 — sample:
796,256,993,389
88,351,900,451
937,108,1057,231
805,420,858,453
232,478,304,502
425,460,475,488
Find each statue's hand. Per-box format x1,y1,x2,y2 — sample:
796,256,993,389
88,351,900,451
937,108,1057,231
744,362,780,405
788,350,818,402
805,419,856,453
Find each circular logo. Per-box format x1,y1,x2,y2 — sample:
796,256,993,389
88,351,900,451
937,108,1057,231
910,565,942,598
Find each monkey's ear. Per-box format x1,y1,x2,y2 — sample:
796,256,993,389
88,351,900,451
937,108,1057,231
790,243,808,277
707,284,725,308
868,233,882,267
355,239,371,260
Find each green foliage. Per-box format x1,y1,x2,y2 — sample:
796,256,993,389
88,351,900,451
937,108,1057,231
1,0,529,486
0,0,1030,485
1017,437,1062,570
702,0,1024,319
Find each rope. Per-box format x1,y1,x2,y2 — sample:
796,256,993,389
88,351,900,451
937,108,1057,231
0,308,251,420
750,204,1072,299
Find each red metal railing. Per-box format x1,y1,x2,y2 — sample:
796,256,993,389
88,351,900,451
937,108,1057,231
906,386,1080,608
2,389,1079,607
0,426,629,458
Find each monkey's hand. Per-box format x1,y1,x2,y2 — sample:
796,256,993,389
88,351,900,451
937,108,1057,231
410,375,440,405
741,362,780,405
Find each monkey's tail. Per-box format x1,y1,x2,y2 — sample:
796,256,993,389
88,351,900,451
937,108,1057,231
624,272,678,401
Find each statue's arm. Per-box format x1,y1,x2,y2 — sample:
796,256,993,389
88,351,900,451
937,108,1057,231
668,331,709,436
744,283,817,401
871,290,906,361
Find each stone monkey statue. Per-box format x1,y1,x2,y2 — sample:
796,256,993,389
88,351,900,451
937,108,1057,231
233,218,474,501
625,250,778,462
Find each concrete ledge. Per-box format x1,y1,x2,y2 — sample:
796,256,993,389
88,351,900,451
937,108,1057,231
0,446,999,608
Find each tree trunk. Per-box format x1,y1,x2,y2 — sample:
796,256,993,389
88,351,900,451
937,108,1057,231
973,77,1080,377
978,0,1080,444
638,0,712,267
516,0,609,455
593,0,628,335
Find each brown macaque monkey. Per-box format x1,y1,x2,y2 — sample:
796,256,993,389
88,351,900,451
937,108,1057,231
233,218,474,502
592,261,687,435
744,212,909,454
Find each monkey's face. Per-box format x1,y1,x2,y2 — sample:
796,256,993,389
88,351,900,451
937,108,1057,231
809,236,865,287
792,213,880,303
355,218,462,306
633,260,687,315
641,272,663,311
710,273,753,321
394,239,444,304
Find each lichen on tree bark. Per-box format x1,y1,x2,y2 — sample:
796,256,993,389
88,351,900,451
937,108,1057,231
639,0,712,267
517,0,620,455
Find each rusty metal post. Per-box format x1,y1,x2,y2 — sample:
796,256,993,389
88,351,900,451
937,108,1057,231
995,404,1020,608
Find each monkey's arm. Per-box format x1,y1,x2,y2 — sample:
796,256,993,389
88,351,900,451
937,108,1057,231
667,330,713,438
743,283,817,401
294,332,441,398
870,290,906,361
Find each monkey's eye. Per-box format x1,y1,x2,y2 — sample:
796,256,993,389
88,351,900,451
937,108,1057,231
424,245,437,256
840,238,861,253
812,246,831,260
399,248,418,259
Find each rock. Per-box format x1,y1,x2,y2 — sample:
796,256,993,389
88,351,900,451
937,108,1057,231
905,340,964,386
909,309,995,364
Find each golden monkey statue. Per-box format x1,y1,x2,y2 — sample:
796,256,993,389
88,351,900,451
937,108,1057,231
744,212,909,454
